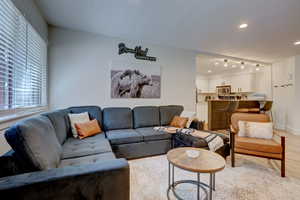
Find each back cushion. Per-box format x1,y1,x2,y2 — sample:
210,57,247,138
231,113,270,133
42,109,70,144
5,116,62,170
133,106,160,128
159,105,184,126
103,107,133,131
68,106,102,124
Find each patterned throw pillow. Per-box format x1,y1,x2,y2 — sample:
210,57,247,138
180,111,197,128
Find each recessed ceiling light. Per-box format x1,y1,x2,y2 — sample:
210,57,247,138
256,64,260,71
208,70,212,73
239,23,248,29
240,62,245,69
215,62,219,66
294,41,300,45
224,59,228,67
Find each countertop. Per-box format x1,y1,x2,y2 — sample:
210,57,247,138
207,99,271,102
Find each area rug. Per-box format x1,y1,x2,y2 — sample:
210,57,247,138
129,155,300,200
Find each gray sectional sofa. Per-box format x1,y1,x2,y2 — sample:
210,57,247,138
0,105,185,200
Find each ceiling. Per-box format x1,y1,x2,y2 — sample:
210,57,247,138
35,0,300,63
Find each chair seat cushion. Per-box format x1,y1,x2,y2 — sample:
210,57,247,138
106,129,143,145
235,136,282,154
62,134,112,159
135,127,171,142
59,152,116,167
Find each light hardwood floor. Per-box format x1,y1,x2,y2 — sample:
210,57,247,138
227,130,300,179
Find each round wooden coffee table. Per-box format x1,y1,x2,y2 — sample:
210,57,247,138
167,147,226,200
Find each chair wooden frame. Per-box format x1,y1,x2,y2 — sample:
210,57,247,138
230,126,286,177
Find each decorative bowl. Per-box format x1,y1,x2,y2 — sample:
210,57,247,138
185,150,200,158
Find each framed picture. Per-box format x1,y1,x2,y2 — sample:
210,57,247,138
110,61,161,98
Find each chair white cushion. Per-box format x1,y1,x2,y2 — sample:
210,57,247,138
238,121,273,139
68,112,90,138
238,121,247,137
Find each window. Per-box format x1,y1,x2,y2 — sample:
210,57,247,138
0,0,47,119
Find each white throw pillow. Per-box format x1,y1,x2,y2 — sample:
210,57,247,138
237,121,247,137
245,121,273,139
180,111,197,128
68,112,90,138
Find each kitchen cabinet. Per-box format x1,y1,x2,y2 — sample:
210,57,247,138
238,73,254,92
207,73,254,93
196,79,208,93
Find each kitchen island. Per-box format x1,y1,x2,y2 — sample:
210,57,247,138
208,100,262,130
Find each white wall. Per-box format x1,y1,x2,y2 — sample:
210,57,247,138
289,56,300,134
272,56,300,135
48,27,197,111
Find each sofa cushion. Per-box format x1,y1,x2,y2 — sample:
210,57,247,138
5,116,62,170
42,109,70,144
68,106,102,125
59,152,116,167
103,107,133,130
62,134,112,159
106,129,143,145
135,127,171,142
159,105,184,126
133,106,160,128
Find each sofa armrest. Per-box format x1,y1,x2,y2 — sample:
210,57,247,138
0,158,129,200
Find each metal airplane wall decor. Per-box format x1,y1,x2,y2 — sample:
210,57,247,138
118,43,157,61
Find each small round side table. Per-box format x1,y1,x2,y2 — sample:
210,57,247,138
167,147,226,200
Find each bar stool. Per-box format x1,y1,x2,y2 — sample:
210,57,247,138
260,101,273,121
218,101,239,130
260,101,273,113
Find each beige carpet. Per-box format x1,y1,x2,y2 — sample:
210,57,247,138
129,155,300,200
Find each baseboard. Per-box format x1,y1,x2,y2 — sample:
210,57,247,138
286,126,300,135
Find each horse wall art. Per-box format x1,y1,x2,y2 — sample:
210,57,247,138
110,63,161,98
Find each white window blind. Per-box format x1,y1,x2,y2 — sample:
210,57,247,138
0,0,47,117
